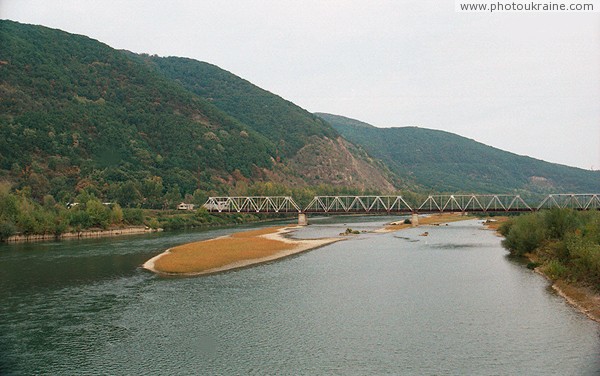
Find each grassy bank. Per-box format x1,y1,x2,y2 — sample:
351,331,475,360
498,209,600,321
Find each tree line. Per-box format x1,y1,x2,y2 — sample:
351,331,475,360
499,209,600,289
0,180,394,240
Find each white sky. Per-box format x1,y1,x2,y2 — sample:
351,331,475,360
2,0,599,170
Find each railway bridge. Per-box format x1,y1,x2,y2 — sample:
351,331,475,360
203,194,600,225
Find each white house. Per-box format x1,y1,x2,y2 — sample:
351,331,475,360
177,202,195,210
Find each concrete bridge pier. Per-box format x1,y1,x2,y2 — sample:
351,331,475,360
298,213,308,226
411,213,419,227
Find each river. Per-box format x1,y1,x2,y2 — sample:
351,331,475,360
0,217,598,375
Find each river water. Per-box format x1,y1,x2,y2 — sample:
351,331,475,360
0,217,598,375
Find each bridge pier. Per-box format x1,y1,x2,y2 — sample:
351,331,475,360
411,213,419,227
298,213,308,226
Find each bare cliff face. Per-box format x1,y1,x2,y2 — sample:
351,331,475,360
286,136,396,192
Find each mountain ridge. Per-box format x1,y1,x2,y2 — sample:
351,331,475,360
316,112,600,194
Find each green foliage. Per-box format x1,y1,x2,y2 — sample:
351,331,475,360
542,259,568,280
0,20,276,206
142,56,338,158
501,210,600,288
0,220,16,240
123,208,144,225
68,209,91,231
501,214,546,256
542,208,579,240
85,199,111,229
110,204,124,224
318,113,600,194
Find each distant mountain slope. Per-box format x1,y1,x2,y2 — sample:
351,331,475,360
316,113,600,193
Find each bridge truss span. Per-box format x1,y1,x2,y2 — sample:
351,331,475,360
204,196,301,213
417,194,533,213
536,194,600,211
203,193,600,214
304,196,413,214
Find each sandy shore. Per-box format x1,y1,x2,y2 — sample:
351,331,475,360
143,226,342,276
374,212,471,233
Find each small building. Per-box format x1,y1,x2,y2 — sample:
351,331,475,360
177,202,195,211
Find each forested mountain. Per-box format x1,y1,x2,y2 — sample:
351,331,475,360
0,20,394,207
317,113,600,194
2,18,595,214
137,55,396,190
139,56,336,158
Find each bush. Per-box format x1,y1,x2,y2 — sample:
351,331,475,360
541,259,568,280
69,209,91,231
0,221,16,240
542,208,578,240
501,214,546,256
123,208,144,225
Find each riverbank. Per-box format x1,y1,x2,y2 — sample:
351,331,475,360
6,226,162,243
528,256,600,323
486,216,600,323
143,226,342,276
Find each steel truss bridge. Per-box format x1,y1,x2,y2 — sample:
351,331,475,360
204,194,600,214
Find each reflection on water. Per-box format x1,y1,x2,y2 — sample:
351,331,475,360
1,218,599,375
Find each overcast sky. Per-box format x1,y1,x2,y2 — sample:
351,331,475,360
2,0,599,170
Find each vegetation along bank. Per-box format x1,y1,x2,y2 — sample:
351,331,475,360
498,209,600,322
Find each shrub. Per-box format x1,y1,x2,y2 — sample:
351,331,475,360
541,259,567,280
542,208,578,240
501,214,546,256
123,208,144,225
0,221,16,240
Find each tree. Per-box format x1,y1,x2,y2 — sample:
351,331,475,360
85,198,110,229
111,203,124,225
163,185,182,210
116,180,142,208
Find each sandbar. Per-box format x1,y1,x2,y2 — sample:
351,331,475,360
374,212,472,233
143,226,342,276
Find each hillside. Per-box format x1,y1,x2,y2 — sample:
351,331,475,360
139,56,335,158
137,55,396,190
316,113,600,194
0,20,395,207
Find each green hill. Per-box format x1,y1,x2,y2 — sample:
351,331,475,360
138,55,337,158
316,113,600,194
0,20,280,203
0,20,395,207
